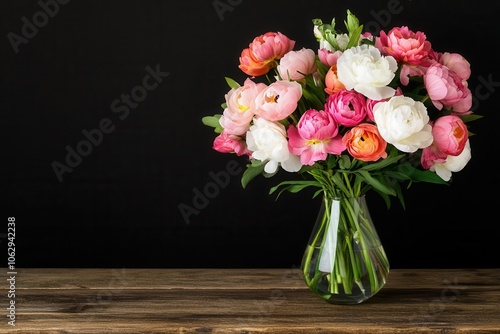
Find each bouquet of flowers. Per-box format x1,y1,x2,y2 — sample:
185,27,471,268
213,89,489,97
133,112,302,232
202,10,480,303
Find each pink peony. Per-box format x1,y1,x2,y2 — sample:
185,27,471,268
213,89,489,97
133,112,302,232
342,123,387,162
375,26,431,65
424,62,472,113
277,48,317,81
219,78,267,136
255,80,302,122
325,90,367,127
439,52,471,81
288,109,345,165
431,115,468,156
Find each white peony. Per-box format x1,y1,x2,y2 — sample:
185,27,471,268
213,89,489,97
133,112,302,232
432,140,471,181
373,96,433,153
246,117,302,173
337,44,398,100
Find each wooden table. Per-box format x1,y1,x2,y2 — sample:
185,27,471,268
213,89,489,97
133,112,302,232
1,268,499,333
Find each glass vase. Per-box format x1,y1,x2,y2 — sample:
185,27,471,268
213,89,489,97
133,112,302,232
301,195,390,304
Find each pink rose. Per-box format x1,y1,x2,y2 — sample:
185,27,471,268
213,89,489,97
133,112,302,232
288,109,345,165
255,80,302,122
325,90,367,127
277,48,317,81
219,78,267,136
432,115,468,156
424,63,472,113
375,26,431,65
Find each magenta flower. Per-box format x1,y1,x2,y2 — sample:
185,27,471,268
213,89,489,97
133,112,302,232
213,131,251,157
288,109,345,165
325,90,367,127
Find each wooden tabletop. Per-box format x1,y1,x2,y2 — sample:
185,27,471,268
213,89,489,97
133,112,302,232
1,268,499,333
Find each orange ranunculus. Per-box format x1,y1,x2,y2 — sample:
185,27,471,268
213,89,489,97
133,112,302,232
342,123,387,162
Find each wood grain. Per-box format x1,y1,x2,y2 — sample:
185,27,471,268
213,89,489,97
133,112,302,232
0,268,499,333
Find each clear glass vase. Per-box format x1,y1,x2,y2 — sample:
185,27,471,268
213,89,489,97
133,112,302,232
301,195,390,304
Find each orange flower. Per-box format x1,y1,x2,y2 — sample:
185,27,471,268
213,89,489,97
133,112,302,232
342,123,387,162
324,65,345,95
238,32,295,77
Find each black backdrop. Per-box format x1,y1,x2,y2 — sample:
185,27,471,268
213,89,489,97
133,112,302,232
2,0,500,269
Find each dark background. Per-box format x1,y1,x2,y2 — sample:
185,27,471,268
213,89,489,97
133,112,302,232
2,0,499,269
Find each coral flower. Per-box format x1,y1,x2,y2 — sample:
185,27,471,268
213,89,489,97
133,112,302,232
239,32,295,77
342,123,387,162
324,65,345,95
431,115,468,156
375,26,431,65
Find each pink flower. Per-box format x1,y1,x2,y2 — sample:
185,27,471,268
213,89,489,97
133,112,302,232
277,48,317,81
342,123,387,162
255,80,302,122
238,32,295,77
288,109,345,165
213,131,251,156
325,90,367,127
432,115,468,156
219,78,267,136
318,48,343,67
424,62,472,113
439,52,471,81
375,26,431,65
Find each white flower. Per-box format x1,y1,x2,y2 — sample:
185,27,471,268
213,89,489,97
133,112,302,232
337,44,398,100
246,118,302,173
373,96,433,153
432,140,471,181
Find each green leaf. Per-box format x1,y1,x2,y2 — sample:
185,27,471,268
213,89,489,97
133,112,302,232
241,161,265,188
357,170,397,196
225,77,240,89
201,115,223,133
359,153,405,171
338,155,352,169
269,180,322,199
404,167,449,185
461,114,483,123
